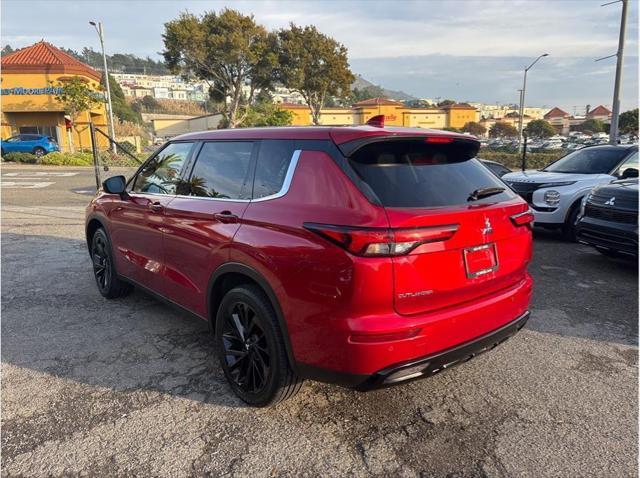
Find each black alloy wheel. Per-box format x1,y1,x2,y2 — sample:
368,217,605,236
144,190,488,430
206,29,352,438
92,233,111,292
90,228,132,299
216,285,303,406
33,147,46,157
221,301,270,394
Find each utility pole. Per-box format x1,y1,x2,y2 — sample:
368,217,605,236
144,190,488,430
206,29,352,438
609,0,628,144
90,21,117,154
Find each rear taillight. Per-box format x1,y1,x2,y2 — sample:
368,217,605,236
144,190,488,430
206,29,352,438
304,223,459,257
511,210,534,228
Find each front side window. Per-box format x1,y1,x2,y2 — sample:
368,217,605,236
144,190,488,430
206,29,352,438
543,147,630,174
187,141,254,199
132,142,193,194
253,140,295,198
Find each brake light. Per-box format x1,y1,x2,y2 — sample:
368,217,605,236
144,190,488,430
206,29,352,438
304,223,459,256
511,210,534,228
424,136,454,144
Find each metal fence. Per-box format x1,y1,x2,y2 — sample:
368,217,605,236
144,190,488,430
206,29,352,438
90,123,145,188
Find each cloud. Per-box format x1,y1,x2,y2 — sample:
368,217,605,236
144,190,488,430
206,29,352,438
1,0,637,111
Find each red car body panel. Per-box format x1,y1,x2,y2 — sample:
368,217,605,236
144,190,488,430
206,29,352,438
86,125,533,387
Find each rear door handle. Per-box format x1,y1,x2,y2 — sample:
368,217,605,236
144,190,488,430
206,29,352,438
149,201,164,212
214,211,239,224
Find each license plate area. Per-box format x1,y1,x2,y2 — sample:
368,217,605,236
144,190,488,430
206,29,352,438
463,243,499,278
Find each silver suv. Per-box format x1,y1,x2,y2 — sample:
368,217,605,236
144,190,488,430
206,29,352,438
502,145,638,240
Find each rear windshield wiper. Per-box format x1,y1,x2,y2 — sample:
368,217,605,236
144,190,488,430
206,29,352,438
468,187,505,201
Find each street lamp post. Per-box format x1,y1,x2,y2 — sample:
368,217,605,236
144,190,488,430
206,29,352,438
90,21,117,154
518,53,549,152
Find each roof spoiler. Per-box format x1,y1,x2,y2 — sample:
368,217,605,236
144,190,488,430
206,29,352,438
366,115,385,128
336,134,480,157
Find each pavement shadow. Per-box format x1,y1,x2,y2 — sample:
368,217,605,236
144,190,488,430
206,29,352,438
1,232,243,408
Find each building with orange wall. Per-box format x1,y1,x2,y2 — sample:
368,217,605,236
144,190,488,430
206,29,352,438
279,98,478,131
1,41,108,152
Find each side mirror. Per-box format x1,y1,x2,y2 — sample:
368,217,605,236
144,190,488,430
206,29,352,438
102,175,127,195
621,168,639,179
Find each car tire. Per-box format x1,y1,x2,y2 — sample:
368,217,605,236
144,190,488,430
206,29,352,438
32,147,46,157
562,203,581,242
91,228,133,299
215,284,303,406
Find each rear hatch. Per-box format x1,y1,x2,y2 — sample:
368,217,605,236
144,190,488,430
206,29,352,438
346,136,532,316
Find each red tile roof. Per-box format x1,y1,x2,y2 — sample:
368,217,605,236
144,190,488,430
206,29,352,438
544,107,569,119
1,41,102,82
587,105,612,117
352,97,404,107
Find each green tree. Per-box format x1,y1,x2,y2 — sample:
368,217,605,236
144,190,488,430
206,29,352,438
618,109,638,135
489,122,519,138
277,24,355,125
102,73,142,124
54,76,101,152
437,99,456,108
405,99,434,108
350,85,385,104
1,44,14,56
462,121,487,136
163,9,278,128
240,102,293,127
524,119,556,139
577,118,605,134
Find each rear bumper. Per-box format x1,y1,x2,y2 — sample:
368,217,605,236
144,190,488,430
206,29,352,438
296,274,532,388
299,311,530,390
576,217,638,255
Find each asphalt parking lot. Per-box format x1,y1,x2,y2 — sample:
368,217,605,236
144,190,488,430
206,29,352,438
2,164,638,477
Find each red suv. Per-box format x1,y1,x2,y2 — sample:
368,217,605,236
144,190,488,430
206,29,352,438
86,125,533,406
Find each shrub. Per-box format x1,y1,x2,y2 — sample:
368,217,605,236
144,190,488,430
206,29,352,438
1,152,39,163
37,152,94,166
478,150,565,170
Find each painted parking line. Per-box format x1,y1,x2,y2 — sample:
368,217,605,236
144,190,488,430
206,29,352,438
0,181,55,189
2,172,78,177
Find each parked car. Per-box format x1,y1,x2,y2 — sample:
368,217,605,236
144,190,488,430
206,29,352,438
480,159,511,178
86,125,534,406
0,133,59,156
502,144,638,240
576,176,638,257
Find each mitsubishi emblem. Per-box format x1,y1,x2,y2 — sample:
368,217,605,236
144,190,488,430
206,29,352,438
481,217,493,235
604,197,616,206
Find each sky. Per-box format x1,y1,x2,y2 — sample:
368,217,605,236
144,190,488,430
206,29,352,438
2,0,638,112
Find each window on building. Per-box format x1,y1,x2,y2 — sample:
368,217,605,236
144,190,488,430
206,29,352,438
187,141,255,199
132,141,194,194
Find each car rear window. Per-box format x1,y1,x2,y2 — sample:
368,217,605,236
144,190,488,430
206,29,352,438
349,140,515,208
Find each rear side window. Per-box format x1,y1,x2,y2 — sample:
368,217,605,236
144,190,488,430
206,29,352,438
349,140,514,207
187,141,254,199
253,140,295,198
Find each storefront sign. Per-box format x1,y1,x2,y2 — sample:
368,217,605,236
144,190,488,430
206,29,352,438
0,86,64,96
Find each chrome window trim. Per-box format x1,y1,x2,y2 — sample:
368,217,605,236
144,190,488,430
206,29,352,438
137,148,302,204
252,149,301,202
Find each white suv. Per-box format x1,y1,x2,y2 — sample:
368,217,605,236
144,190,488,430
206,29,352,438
503,145,638,240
